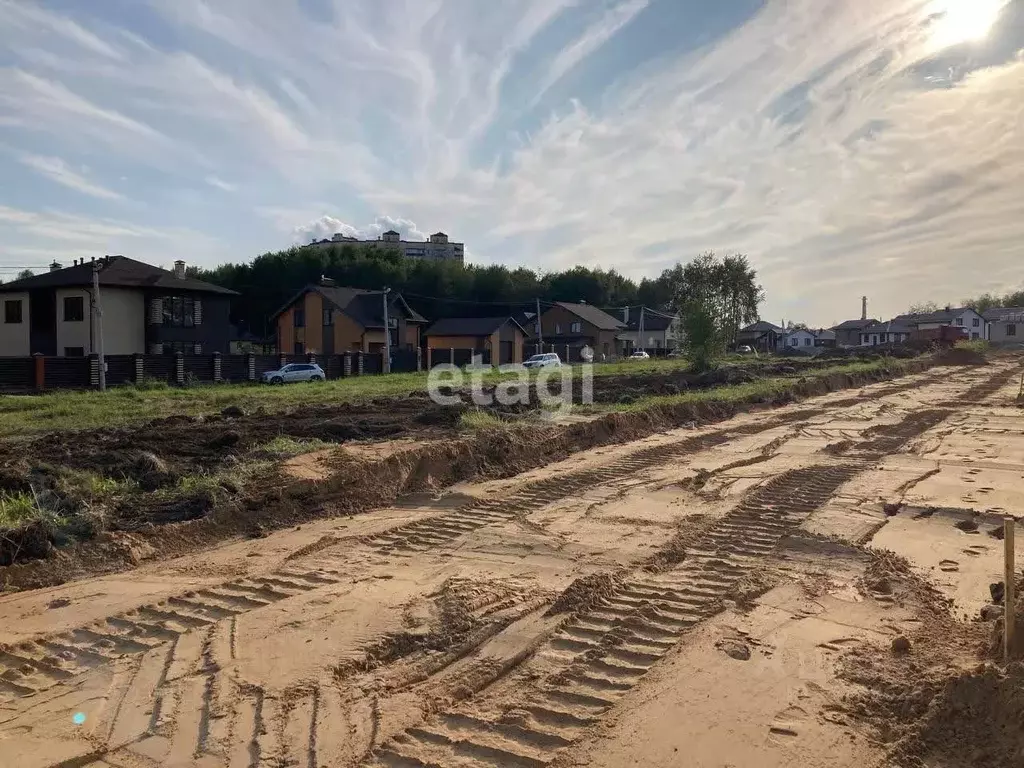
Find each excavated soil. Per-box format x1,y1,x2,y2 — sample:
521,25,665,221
834,552,1024,768
0,358,1019,768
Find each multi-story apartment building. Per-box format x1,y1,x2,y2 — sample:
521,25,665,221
308,230,465,264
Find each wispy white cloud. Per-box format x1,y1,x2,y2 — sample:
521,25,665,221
204,175,237,192
532,0,649,105
19,154,124,200
0,0,1022,320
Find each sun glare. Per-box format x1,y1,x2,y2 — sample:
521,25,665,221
929,0,1008,50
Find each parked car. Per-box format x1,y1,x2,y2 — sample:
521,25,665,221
629,349,650,360
261,363,326,384
736,345,757,355
523,353,562,369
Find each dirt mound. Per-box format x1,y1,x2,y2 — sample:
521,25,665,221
935,346,988,366
887,663,1024,768
835,550,1022,768
546,573,621,616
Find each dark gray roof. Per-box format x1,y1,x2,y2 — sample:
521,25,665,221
554,302,626,331
895,307,977,325
863,320,913,334
602,306,676,332
424,316,525,337
271,284,426,326
0,256,236,295
832,318,877,330
816,329,837,341
740,321,784,334
983,307,1024,321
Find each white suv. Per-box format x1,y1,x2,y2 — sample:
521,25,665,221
523,353,562,369
261,363,326,384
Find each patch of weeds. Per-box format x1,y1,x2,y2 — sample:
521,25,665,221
0,491,41,530
255,436,334,459
458,409,507,431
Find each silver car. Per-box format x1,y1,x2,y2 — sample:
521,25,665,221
261,363,326,384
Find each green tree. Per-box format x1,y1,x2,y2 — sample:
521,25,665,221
16,269,34,280
907,301,940,314
666,252,763,370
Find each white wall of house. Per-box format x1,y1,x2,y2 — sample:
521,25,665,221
55,287,146,356
102,288,146,354
778,329,816,350
859,330,910,345
0,292,30,355
952,309,986,340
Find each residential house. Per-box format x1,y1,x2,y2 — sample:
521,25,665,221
859,320,913,346
832,318,877,347
777,328,818,351
814,329,837,348
984,307,1024,345
897,307,986,340
0,256,236,357
736,321,784,352
423,317,526,364
538,302,626,358
272,279,427,355
608,306,682,351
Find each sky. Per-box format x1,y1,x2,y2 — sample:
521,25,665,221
1,0,1022,325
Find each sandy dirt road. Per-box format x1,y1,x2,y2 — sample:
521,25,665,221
0,360,1020,767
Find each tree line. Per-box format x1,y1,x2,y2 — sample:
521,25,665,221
908,289,1024,316
192,244,762,340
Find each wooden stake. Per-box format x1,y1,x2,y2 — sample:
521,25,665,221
1006,518,1016,662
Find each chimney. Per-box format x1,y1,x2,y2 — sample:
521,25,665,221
173,260,186,279
861,296,867,321
91,256,95,262
49,261,62,272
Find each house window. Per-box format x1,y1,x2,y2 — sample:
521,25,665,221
323,308,333,326
64,347,84,357
4,299,22,324
972,317,980,327
790,337,798,346
570,322,581,334
1008,324,1017,336
63,296,85,322
555,323,562,334
294,307,305,328
162,296,195,327
804,337,811,346
955,317,964,326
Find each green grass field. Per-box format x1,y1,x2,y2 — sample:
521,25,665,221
0,354,818,436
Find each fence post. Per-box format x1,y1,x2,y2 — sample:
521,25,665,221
279,353,287,369
247,353,256,381
32,353,44,391
89,354,100,388
450,348,455,368
422,346,427,371
134,353,145,384
307,352,316,366
343,352,352,377
175,352,185,386
357,351,364,375
212,352,222,383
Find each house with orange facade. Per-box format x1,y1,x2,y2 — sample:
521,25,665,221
272,278,426,355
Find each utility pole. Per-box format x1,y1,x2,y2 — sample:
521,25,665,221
536,297,543,351
382,287,391,374
638,305,645,354
92,263,106,391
